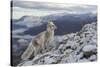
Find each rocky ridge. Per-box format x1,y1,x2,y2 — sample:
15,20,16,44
18,22,97,66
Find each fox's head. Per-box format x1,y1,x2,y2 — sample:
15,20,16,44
47,21,57,31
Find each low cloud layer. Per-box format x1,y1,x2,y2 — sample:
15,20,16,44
12,1,97,11
11,1,97,19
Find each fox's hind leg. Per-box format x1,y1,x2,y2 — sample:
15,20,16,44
34,46,41,56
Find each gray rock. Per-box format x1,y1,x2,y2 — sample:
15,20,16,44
88,55,97,61
82,45,96,52
77,58,89,62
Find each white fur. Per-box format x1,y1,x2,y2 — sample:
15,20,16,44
21,21,57,60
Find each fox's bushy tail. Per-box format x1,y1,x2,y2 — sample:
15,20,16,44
21,42,34,60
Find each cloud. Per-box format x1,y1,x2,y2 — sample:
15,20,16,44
12,1,97,19
12,1,97,11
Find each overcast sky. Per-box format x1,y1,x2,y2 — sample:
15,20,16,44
12,1,97,19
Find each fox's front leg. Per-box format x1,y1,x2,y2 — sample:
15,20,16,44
43,42,50,52
46,41,53,51
41,44,45,53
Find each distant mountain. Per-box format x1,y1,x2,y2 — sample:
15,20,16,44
12,12,97,35
23,12,97,35
41,12,97,22
13,16,43,28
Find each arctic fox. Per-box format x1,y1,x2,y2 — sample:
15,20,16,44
21,21,57,60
